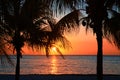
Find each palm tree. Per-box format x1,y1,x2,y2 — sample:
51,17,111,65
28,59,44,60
0,0,53,80
82,0,120,80
0,0,55,80
48,0,120,80
0,0,80,80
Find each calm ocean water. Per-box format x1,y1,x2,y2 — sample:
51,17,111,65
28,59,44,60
0,55,120,75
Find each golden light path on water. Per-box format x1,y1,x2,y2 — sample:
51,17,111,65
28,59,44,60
50,56,58,74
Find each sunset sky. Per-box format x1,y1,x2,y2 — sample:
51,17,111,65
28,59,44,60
20,6,120,56
65,26,120,55
17,15,119,56
23,25,120,56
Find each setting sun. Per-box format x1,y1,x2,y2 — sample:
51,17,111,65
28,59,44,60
52,47,57,52
50,46,58,55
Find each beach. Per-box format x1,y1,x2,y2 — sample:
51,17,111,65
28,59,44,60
0,74,120,80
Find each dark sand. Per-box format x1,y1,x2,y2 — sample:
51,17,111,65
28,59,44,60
0,74,120,80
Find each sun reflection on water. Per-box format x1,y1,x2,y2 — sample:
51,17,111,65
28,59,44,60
50,56,58,74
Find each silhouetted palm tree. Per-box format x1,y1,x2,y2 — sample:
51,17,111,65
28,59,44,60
49,0,120,80
82,0,120,80
0,0,51,80
0,0,79,80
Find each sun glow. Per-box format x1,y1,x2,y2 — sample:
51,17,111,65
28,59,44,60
52,47,57,52
51,46,58,55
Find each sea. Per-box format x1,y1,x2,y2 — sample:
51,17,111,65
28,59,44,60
0,55,120,75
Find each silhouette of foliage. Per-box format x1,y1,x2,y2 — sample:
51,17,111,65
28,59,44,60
49,0,120,80
0,0,80,80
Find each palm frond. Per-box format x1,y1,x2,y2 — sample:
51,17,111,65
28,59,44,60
26,29,71,55
105,0,120,9
105,0,116,8
55,10,81,34
103,13,120,49
50,0,84,14
0,24,14,65
0,37,14,66
21,0,52,19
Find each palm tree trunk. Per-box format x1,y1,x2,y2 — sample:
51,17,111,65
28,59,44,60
96,28,103,80
15,50,21,80
14,30,21,80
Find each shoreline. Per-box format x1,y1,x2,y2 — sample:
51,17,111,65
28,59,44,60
0,74,120,80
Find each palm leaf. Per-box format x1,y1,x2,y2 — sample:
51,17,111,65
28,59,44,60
0,37,14,66
21,0,52,19
103,12,120,49
55,10,81,33
105,0,120,9
50,0,84,14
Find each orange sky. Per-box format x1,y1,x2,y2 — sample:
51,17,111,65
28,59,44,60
23,25,120,55
65,26,120,55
